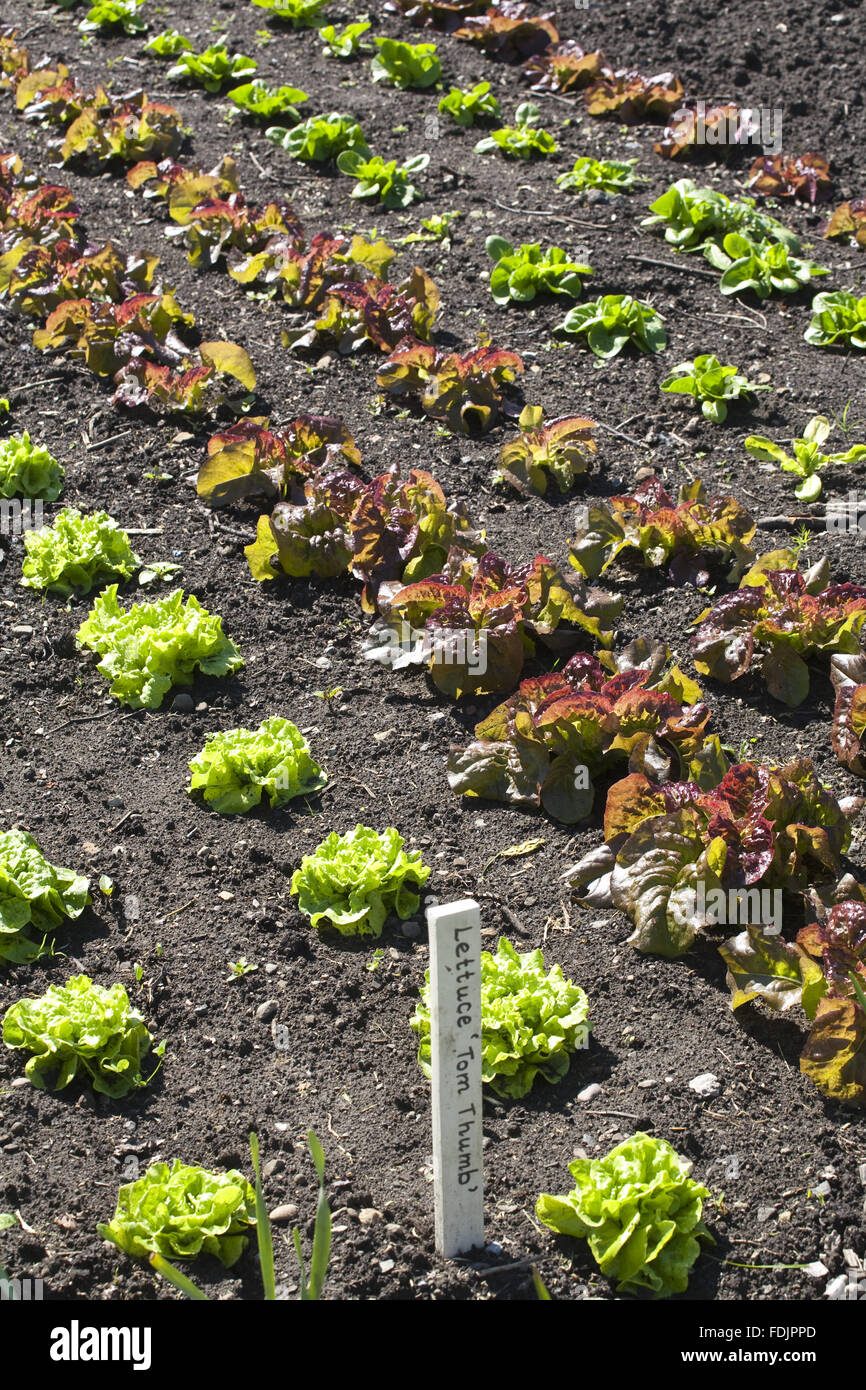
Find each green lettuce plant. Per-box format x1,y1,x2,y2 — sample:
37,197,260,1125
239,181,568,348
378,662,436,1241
660,354,769,424
474,103,557,159
76,585,243,709
337,151,428,209
98,1160,257,1266
167,46,258,94
411,937,590,1099
804,290,866,350
291,825,431,937
0,432,64,500
485,236,592,306
227,80,308,121
559,294,666,359
536,1134,713,1297
187,716,326,813
252,0,329,25
144,29,192,57
0,828,91,965
370,38,442,90
702,232,826,300
557,156,640,195
642,178,801,253
744,415,866,501
319,21,371,58
20,508,141,595
79,0,147,35
266,112,369,163
438,81,500,128
3,975,161,1097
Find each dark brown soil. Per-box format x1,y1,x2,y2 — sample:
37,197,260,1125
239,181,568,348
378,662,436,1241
0,0,864,1307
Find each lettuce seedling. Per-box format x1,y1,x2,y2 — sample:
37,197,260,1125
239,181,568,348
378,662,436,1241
198,414,361,507
747,152,832,206
371,37,442,89
692,550,866,706
556,155,640,195
584,69,684,122
643,178,800,254
537,1134,712,1297
319,21,371,57
485,236,592,306
98,1160,257,1266
524,40,609,94
0,828,91,965
228,80,308,121
337,151,429,209
79,0,147,35
377,339,523,433
558,294,666,359
438,80,499,127
411,937,590,1098
3,975,159,1097
474,103,557,159
744,415,866,501
167,47,258,94
702,232,827,300
563,758,851,957
76,585,244,709
804,290,866,351
0,431,64,499
661,354,769,424
447,643,710,823
252,0,330,24
21,508,140,595
188,717,326,813
569,478,755,586
291,825,431,937
266,112,369,163
144,29,192,58
821,199,866,251
497,403,596,495
454,3,558,59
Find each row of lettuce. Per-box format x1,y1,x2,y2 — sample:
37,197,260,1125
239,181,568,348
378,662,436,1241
0,10,864,1301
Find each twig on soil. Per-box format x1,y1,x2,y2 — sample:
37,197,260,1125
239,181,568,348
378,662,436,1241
706,307,768,330
755,515,826,529
125,527,164,535
594,420,651,450
46,710,115,734
163,899,196,920
626,253,719,280
111,809,138,834
248,149,276,182
584,1109,645,1120
501,905,529,936
475,1259,533,1276
85,429,135,453
338,773,376,799
10,375,67,392
483,196,600,230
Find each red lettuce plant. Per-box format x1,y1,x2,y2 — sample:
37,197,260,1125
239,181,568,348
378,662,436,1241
691,551,866,707
585,70,684,122
655,105,766,159
568,478,756,586
798,892,866,1105
821,198,866,250
830,654,866,777
447,641,714,822
523,42,609,94
1,239,157,316
59,96,186,166
198,416,361,506
384,0,486,28
497,404,597,495
564,759,852,956
747,153,832,205
377,339,524,433
454,3,559,59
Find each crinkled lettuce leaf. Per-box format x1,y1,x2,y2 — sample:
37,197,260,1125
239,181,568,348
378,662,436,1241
98,1159,256,1265
291,825,431,937
21,508,140,595
0,828,91,965
188,716,326,813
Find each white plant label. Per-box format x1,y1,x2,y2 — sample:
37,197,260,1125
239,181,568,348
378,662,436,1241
427,898,484,1258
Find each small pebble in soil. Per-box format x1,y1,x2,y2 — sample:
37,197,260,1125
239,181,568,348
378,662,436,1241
358,1208,382,1225
688,1072,721,1098
401,919,422,939
171,693,195,712
758,1206,778,1223
269,1204,299,1225
256,1001,277,1023
577,1083,602,1102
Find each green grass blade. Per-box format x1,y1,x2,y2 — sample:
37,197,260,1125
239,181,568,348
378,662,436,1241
292,1226,309,1300
531,1266,552,1300
249,1131,276,1301
149,1252,209,1300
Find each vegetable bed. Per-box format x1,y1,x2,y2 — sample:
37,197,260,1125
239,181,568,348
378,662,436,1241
0,0,864,1304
